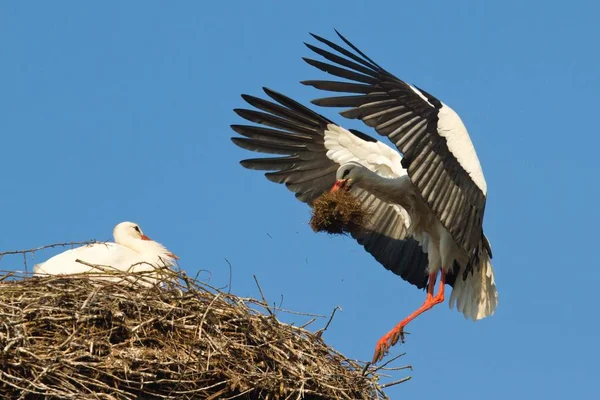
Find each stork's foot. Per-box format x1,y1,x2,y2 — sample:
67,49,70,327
372,324,405,363
432,292,444,304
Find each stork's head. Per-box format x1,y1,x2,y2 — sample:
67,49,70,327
331,161,365,192
113,221,179,261
113,221,151,243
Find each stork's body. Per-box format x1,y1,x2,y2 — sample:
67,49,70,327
231,31,498,363
34,222,178,286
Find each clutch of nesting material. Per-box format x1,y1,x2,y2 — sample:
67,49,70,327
310,190,369,235
0,268,403,400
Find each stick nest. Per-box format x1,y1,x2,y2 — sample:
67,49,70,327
0,269,395,400
310,191,368,235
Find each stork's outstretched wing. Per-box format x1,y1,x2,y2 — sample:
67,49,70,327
231,88,430,288
302,31,488,257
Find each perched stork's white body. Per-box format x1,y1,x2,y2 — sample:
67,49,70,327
34,222,178,286
232,31,498,363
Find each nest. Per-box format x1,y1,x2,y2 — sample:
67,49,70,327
310,190,368,235
0,267,407,400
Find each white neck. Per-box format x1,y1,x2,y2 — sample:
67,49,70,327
114,233,169,257
355,166,413,206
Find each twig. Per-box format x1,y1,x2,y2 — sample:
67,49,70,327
315,306,341,338
380,376,411,388
224,258,232,294
274,294,284,317
194,269,213,284
0,271,14,282
253,275,273,317
299,318,317,329
379,365,413,372
261,306,325,318
369,352,410,375
0,241,98,258
196,293,222,341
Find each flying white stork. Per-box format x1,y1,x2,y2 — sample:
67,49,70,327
231,32,497,363
34,221,178,286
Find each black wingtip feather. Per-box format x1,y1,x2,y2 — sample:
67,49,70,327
332,30,382,70
302,57,378,85
301,80,372,94
262,87,333,125
307,31,380,72
240,94,264,107
232,109,246,118
309,32,325,42
262,87,289,104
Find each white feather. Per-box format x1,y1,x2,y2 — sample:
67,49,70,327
437,104,487,193
324,124,406,179
449,252,498,321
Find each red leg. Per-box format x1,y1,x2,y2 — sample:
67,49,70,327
372,270,446,363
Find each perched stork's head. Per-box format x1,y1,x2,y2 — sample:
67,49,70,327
114,221,151,242
113,221,179,261
331,161,364,192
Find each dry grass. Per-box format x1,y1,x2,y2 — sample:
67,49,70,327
309,191,369,235
0,266,409,400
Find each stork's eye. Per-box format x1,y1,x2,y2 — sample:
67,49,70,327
134,226,141,233
342,169,350,178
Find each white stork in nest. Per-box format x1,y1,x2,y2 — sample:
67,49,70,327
34,221,179,286
231,32,497,363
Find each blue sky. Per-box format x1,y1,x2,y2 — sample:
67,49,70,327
1,1,598,399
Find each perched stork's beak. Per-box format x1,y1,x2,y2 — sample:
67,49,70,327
140,235,152,241
330,179,348,192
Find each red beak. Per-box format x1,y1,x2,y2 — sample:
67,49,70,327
140,235,152,241
331,180,348,192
